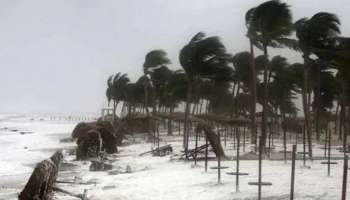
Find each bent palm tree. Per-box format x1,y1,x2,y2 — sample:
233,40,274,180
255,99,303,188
179,32,232,156
295,12,341,159
249,0,293,151
143,50,171,138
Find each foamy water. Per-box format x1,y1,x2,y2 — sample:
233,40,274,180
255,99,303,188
0,115,77,198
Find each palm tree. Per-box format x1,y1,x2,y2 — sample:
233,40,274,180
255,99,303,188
179,32,232,156
295,12,341,158
245,8,259,145
249,0,293,150
106,73,130,122
143,50,171,137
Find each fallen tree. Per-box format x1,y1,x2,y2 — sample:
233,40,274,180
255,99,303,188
196,123,226,158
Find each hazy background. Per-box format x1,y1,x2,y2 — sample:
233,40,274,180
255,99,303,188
0,0,349,114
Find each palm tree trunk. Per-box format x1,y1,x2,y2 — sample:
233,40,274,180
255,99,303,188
249,39,257,146
302,55,313,159
184,78,193,157
144,80,151,138
340,68,348,156
233,84,241,115
112,100,116,122
261,44,269,152
316,68,321,141
167,106,174,136
335,101,341,140
231,83,237,116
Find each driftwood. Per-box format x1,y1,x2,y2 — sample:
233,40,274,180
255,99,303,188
196,123,226,158
19,151,63,200
53,186,88,200
139,144,173,156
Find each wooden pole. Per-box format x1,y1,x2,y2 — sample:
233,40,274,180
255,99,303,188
258,136,262,200
205,136,208,172
327,127,331,176
283,128,287,164
218,131,221,184
224,126,227,147
243,126,246,152
324,128,327,159
268,123,272,158
194,129,198,165
157,122,160,155
233,127,236,150
303,125,306,167
236,129,241,192
341,155,348,200
290,145,296,200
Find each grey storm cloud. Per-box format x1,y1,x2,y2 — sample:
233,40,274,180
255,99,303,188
0,0,349,114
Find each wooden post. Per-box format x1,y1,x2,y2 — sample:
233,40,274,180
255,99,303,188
218,131,221,184
194,129,199,165
205,136,208,172
268,123,272,158
157,122,160,155
327,127,331,176
236,129,241,192
303,125,306,167
258,136,262,200
283,127,287,164
243,126,246,152
224,126,227,147
290,145,296,200
233,127,236,150
341,155,348,200
324,128,327,159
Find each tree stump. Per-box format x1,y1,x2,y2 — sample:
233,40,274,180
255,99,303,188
76,130,102,160
19,151,63,200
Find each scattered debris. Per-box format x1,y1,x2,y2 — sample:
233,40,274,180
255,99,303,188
53,187,88,200
139,144,173,156
89,160,113,171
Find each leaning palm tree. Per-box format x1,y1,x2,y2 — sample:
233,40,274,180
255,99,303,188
179,32,232,156
249,0,293,150
106,72,130,122
143,50,171,137
295,12,341,158
245,8,260,145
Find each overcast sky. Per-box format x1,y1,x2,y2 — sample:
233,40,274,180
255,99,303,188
0,0,349,114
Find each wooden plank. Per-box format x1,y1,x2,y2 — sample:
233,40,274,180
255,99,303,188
320,161,338,165
210,166,229,170
248,182,272,186
226,172,249,176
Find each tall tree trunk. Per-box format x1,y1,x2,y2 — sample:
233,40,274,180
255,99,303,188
302,55,313,159
184,78,193,157
233,84,241,115
316,67,321,141
340,68,348,156
335,101,341,140
113,100,116,122
249,39,257,146
144,79,151,138
167,106,174,136
231,83,237,116
261,44,269,152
